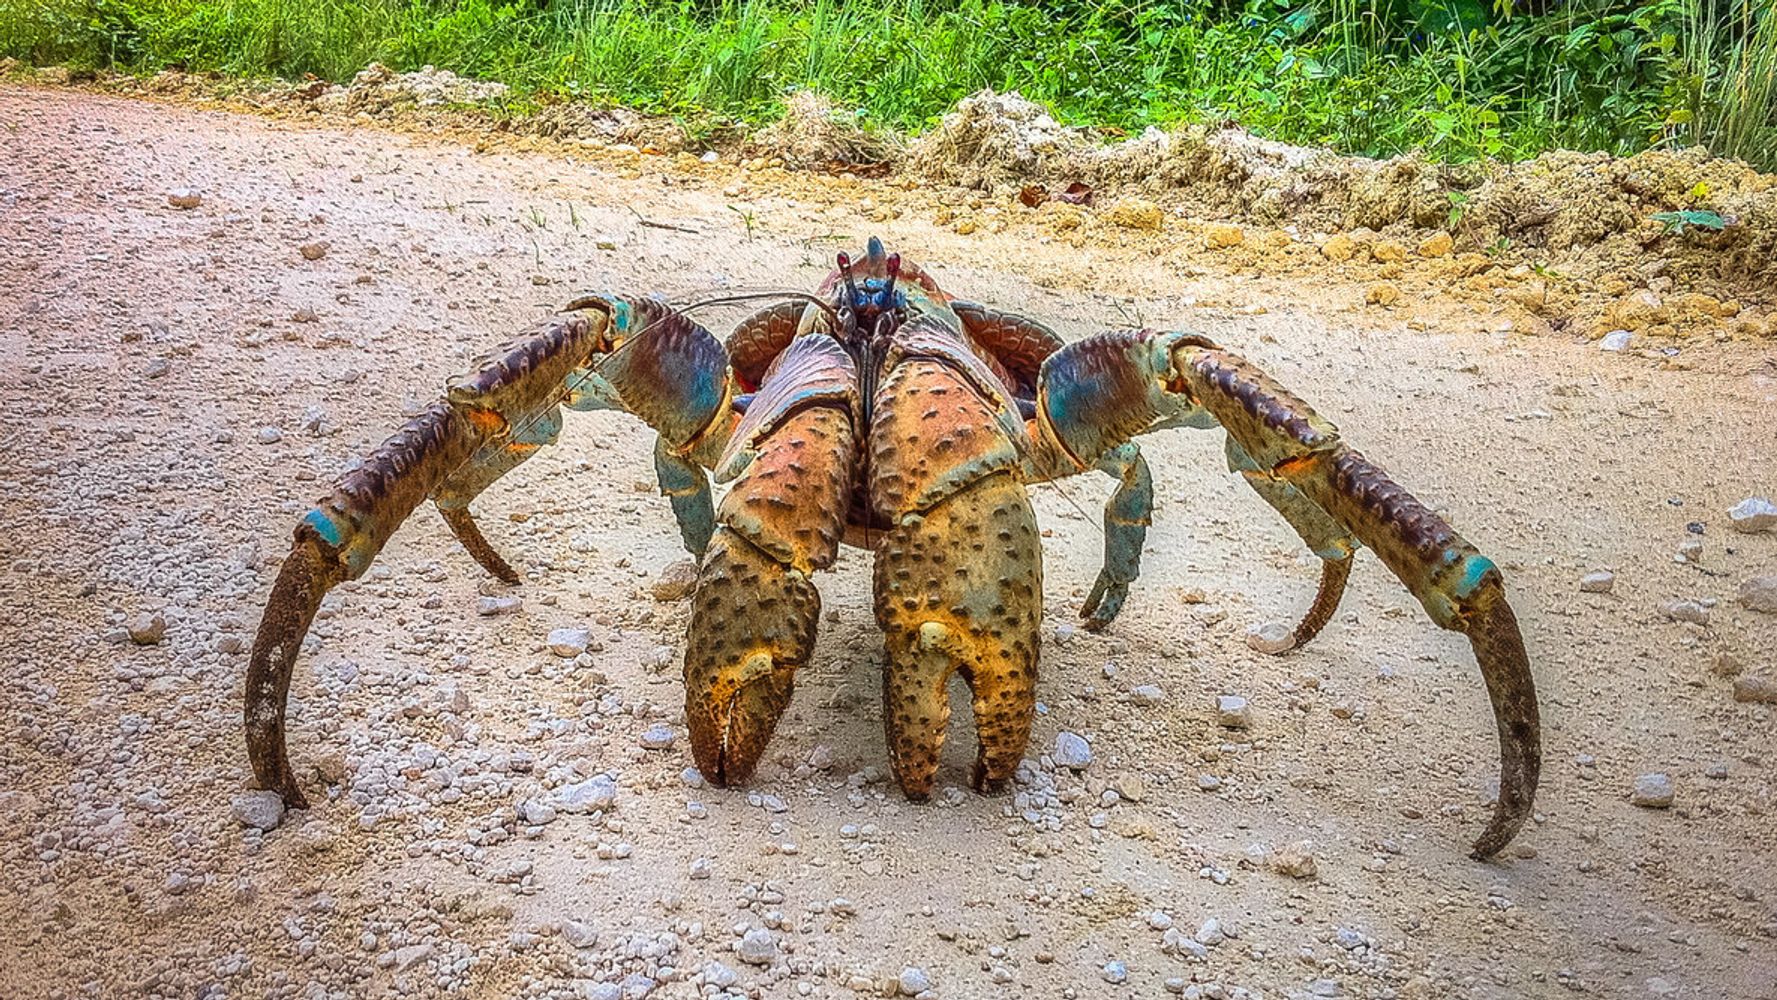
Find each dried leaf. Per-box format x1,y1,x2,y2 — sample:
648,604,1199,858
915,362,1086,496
1056,181,1094,205
1018,184,1047,208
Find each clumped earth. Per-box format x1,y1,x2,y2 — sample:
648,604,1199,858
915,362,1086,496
2,80,1776,1000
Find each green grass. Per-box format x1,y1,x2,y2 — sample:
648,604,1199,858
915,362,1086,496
1,0,1773,168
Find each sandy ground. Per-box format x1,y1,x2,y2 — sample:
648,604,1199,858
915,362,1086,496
1,86,1774,1000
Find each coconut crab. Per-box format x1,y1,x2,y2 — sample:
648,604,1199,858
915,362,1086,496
246,238,1540,858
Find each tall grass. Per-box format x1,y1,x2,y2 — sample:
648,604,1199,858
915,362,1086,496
1681,0,1777,165
0,0,1771,168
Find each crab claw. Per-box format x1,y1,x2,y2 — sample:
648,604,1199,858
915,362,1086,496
244,529,343,809
682,535,817,786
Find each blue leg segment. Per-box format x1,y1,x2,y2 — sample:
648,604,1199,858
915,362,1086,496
655,438,715,558
1080,442,1152,631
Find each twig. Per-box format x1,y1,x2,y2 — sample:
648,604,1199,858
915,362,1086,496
627,205,700,234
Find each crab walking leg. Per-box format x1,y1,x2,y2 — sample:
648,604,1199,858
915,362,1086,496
247,401,490,807
248,303,737,807
870,359,1043,797
1224,438,1357,650
1032,328,1540,856
686,336,858,785
1174,343,1540,859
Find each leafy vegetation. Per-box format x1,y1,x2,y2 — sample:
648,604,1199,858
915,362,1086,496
1,0,1772,167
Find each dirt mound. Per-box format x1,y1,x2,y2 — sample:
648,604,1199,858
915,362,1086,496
910,89,1777,286
277,62,509,115
521,103,691,154
751,90,898,169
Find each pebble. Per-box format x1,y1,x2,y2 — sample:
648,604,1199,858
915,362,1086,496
1732,675,1777,704
651,559,700,601
1631,773,1674,808
548,627,592,657
736,928,777,965
1194,918,1225,946
1202,223,1244,249
1198,774,1222,791
1416,231,1453,257
1215,695,1251,729
704,962,738,988
1599,330,1634,352
1130,684,1165,706
392,943,432,970
639,723,676,750
298,240,331,260
1728,496,1777,533
128,611,167,645
898,966,933,995
1579,570,1615,593
477,595,523,616
1053,731,1092,770
1101,960,1128,985
1676,538,1704,563
516,799,557,825
1364,282,1400,307
255,426,283,444
556,775,617,812
144,357,170,379
166,188,203,209
1737,576,1777,614
560,920,599,949
1245,620,1294,654
689,857,712,879
230,790,285,831
1659,599,1709,625
1267,841,1318,879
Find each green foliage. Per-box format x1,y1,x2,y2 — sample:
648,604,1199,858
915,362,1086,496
0,0,1769,167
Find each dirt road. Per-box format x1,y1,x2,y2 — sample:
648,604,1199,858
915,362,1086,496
1,85,1773,1000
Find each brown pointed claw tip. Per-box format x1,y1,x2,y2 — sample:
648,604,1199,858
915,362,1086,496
686,660,796,790
245,533,341,810
1290,555,1353,649
1462,592,1542,860
438,506,520,584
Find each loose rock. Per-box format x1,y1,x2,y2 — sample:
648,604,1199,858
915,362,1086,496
1202,223,1244,249
549,627,592,657
128,612,167,645
1731,675,1777,703
1215,694,1251,729
1579,570,1615,593
1245,620,1293,654
167,188,203,209
298,240,331,260
557,775,617,813
1631,773,1674,808
651,559,700,601
1728,496,1777,533
639,723,676,750
1659,599,1709,625
1599,330,1634,352
477,595,523,616
1737,576,1777,614
898,966,933,995
1267,840,1318,878
231,791,285,831
737,928,777,965
1364,282,1400,307
1053,731,1092,770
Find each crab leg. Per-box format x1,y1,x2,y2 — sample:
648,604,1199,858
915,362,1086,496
685,335,858,784
247,301,735,808
1033,328,1540,858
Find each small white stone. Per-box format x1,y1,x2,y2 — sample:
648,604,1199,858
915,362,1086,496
477,595,523,616
1245,620,1294,654
737,928,777,965
1599,329,1633,352
1215,695,1251,729
1129,684,1164,706
1101,960,1128,985
1053,731,1092,770
640,723,676,749
1631,773,1674,808
256,426,283,444
1659,599,1709,625
1579,570,1615,593
516,799,557,825
1728,496,1777,534
1194,918,1225,946
556,775,617,813
548,627,591,656
560,920,599,949
898,966,933,995
231,791,285,831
